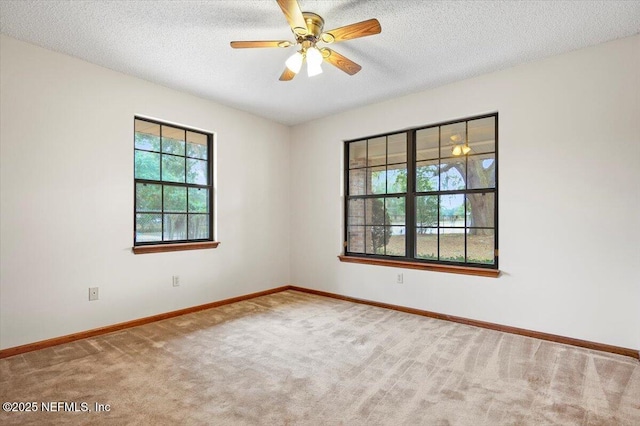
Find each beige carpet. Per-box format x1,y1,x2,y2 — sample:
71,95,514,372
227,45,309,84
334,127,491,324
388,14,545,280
1,290,639,425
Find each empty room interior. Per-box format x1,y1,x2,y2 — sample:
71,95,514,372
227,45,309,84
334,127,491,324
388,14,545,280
1,1,639,424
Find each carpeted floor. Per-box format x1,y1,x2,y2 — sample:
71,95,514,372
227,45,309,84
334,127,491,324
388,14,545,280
1,290,639,425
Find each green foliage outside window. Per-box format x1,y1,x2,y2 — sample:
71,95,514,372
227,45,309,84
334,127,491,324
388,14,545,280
134,118,212,244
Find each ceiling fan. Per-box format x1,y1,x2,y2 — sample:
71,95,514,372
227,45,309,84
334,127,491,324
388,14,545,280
230,0,381,81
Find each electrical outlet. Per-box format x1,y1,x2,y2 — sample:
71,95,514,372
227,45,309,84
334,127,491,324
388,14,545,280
89,287,99,301
396,273,403,284
172,276,180,287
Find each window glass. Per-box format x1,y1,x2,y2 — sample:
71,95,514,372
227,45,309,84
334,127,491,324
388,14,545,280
367,137,386,167
387,133,407,164
345,114,497,269
416,127,439,161
134,118,213,245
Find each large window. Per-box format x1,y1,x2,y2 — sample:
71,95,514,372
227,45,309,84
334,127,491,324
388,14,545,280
344,113,498,271
133,117,214,249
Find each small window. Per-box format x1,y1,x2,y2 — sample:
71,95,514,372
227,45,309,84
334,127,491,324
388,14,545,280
344,113,498,270
134,117,214,248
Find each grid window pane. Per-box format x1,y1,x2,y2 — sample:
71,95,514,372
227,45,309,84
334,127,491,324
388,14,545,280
416,127,439,161
164,214,187,241
136,214,162,242
188,214,209,239
441,122,466,157
164,186,187,212
136,183,161,212
367,137,386,166
387,163,407,193
385,226,405,256
135,151,160,180
468,116,495,155
466,193,495,228
439,229,465,262
162,126,185,155
385,197,405,225
348,141,367,169
365,226,386,255
349,140,367,169
162,155,185,183
186,131,208,159
467,229,495,264
188,187,208,213
365,198,386,225
187,158,208,185
348,226,365,253
368,166,386,194
387,133,407,164
468,154,496,189
416,160,439,192
416,195,438,227
439,194,465,227
349,169,366,195
416,228,438,260
162,137,185,156
348,199,365,226
135,120,161,152
439,158,466,191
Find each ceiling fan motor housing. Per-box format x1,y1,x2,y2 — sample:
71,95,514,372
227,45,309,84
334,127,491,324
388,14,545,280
301,12,324,39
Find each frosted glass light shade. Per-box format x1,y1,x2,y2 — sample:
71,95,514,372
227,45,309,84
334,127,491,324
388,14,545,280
462,145,471,155
285,52,303,73
307,62,323,77
452,145,462,156
306,47,323,66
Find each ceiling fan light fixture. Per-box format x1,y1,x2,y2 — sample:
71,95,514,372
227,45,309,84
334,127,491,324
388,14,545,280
285,51,304,74
231,0,382,81
462,144,471,155
452,145,462,156
307,62,323,77
306,46,323,67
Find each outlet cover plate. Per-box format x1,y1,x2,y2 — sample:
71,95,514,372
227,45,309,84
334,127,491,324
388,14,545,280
89,287,99,301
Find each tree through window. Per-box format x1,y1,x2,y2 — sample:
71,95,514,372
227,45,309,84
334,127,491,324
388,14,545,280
134,117,213,246
344,113,498,269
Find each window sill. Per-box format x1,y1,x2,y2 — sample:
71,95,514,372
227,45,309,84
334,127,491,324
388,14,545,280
133,241,220,255
338,255,500,278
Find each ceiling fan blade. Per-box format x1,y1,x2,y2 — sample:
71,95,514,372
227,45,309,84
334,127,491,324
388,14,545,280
276,0,308,36
320,19,381,43
230,40,292,49
279,68,297,81
321,48,362,75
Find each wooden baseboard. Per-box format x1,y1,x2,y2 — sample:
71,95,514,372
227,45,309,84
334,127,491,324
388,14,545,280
289,286,640,360
2,284,638,361
0,286,288,359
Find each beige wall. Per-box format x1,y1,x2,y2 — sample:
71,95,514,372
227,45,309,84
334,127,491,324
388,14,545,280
290,35,640,349
0,35,291,349
2,34,638,352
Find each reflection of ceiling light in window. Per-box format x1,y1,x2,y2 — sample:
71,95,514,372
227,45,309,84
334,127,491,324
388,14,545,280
451,124,472,156
452,143,471,155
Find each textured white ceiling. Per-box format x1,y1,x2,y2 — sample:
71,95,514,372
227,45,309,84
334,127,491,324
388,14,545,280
1,1,639,126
